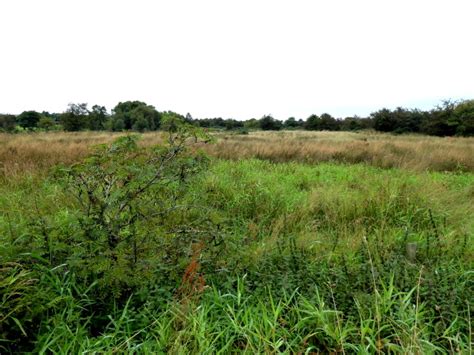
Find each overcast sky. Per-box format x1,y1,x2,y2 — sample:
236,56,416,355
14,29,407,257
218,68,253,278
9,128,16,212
1,0,473,119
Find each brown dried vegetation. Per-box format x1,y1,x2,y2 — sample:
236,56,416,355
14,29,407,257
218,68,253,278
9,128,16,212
1,130,473,178
210,130,474,172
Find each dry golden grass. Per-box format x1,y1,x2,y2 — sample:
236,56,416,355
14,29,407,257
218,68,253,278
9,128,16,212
1,130,473,178
210,130,474,172
0,132,123,178
0,131,172,178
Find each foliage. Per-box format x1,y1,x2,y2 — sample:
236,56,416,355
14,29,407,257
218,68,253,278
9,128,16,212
17,110,42,129
0,114,16,132
88,105,108,131
3,98,474,135
55,121,212,299
372,108,397,132
371,100,474,136
60,103,89,131
305,114,321,130
244,118,260,129
37,116,56,130
284,116,303,129
319,113,338,130
259,115,282,131
340,115,372,131
111,101,161,131
453,99,474,136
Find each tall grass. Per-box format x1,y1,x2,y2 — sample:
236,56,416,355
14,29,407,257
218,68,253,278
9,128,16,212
0,133,472,352
211,130,474,172
24,278,473,353
1,130,473,178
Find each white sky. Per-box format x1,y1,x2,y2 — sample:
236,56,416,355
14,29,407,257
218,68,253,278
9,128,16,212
1,0,473,119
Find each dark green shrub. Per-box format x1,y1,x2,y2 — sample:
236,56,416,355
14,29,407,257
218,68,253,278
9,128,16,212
0,114,16,132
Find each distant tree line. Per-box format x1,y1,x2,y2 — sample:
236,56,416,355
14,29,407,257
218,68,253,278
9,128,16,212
1,99,473,136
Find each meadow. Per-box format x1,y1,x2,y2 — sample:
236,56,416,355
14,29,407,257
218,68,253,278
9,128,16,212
1,130,474,178
1,129,473,353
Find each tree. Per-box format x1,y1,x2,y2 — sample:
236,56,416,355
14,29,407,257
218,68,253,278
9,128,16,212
61,103,89,131
112,101,146,129
88,105,108,130
341,116,364,131
284,117,300,129
17,111,41,129
57,121,213,299
398,108,425,133
162,111,185,121
112,118,125,131
185,113,194,123
0,114,16,132
244,118,260,130
111,101,161,131
319,113,339,131
38,117,55,130
224,119,243,130
453,99,474,136
422,100,458,136
259,115,282,130
371,108,397,132
130,105,161,131
304,114,321,130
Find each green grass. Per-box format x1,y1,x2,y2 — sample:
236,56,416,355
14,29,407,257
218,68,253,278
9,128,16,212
1,155,473,353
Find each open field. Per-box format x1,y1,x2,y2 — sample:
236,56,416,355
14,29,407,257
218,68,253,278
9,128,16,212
1,130,473,353
213,130,474,172
1,130,473,178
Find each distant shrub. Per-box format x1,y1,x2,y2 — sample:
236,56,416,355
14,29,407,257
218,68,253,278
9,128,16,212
37,117,56,131
0,114,16,132
236,127,249,135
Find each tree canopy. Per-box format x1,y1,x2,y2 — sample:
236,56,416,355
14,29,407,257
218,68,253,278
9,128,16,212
1,99,474,136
